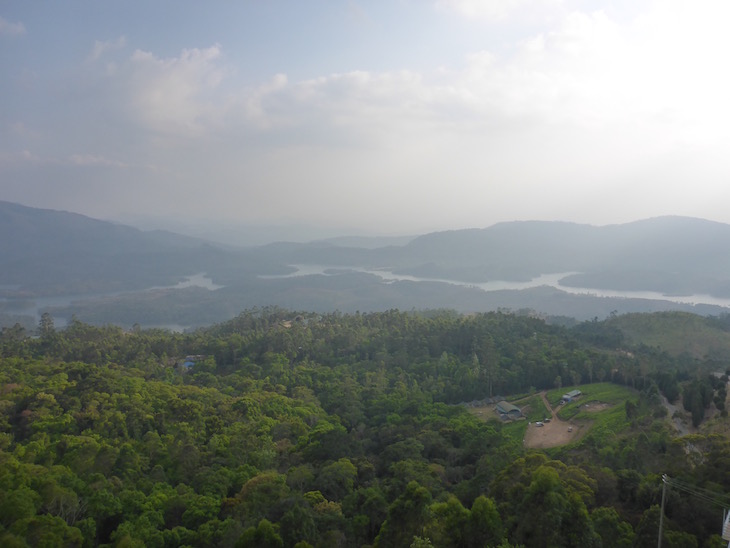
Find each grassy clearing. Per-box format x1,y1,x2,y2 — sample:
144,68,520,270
474,383,639,448
499,394,550,444
518,394,550,422
501,418,528,445
549,382,636,428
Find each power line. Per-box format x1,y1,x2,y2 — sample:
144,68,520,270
659,474,730,548
664,476,730,508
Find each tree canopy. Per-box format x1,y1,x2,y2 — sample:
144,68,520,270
1,308,728,546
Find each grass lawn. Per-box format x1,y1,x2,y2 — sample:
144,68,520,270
500,394,549,444
549,382,637,429
471,383,639,449
525,383,638,448
516,393,550,422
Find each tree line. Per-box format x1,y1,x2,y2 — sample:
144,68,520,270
1,308,729,546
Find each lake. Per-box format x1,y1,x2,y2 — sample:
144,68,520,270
264,264,730,309
0,273,223,328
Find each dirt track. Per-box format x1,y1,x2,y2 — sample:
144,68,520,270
523,392,585,449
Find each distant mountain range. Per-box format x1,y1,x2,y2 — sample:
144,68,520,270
2,200,730,329
370,216,730,296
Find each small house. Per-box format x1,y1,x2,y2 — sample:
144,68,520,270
561,389,582,403
177,354,208,372
495,401,522,420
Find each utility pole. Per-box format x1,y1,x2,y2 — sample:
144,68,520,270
658,474,730,548
658,474,667,548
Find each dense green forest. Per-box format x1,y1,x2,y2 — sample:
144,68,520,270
2,308,730,547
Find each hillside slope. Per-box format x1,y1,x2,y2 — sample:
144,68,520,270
376,217,730,297
0,200,229,294
4,202,730,328
605,311,730,360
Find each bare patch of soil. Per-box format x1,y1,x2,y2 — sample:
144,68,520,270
581,401,610,412
523,419,587,449
467,393,591,449
522,391,587,449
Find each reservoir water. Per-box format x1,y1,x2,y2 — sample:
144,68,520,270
0,273,223,328
264,264,730,309
6,267,730,331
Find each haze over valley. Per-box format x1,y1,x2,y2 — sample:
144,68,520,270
6,5,730,546
3,201,730,330
4,2,730,236
4,1,730,330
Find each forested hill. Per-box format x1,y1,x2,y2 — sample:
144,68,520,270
0,200,228,295
2,308,729,546
4,201,730,329
377,216,730,294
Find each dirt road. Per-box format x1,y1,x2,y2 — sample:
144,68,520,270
523,392,584,449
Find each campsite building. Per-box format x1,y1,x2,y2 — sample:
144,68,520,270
495,401,522,420
561,389,582,403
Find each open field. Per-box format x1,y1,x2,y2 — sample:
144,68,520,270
469,383,639,449
523,391,586,449
548,383,639,446
523,418,588,449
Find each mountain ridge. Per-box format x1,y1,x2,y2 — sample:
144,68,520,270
3,201,730,328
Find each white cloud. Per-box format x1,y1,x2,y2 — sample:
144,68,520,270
216,3,730,227
95,11,632,149
242,73,290,129
0,16,25,37
436,0,563,21
19,1,730,231
97,11,644,148
0,149,43,168
86,5,730,152
88,36,126,62
230,13,626,145
252,70,434,140
69,154,128,168
122,45,226,136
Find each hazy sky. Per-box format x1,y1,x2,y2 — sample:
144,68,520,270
2,1,730,237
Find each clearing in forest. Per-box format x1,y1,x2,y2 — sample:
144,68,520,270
470,383,634,449
522,391,588,449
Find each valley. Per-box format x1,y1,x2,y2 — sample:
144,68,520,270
4,202,730,330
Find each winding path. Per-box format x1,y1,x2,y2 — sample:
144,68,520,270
523,391,580,449
540,391,559,421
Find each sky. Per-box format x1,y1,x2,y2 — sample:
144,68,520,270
2,1,730,240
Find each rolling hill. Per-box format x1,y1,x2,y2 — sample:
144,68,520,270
3,201,730,329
